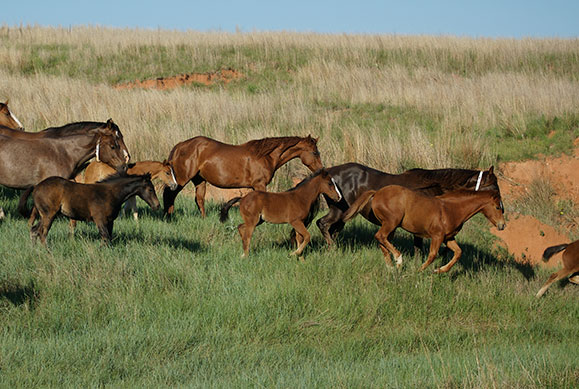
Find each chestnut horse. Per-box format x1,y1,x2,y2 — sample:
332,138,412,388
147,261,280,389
220,169,342,257
29,174,159,245
80,160,178,220
536,240,579,298
315,163,500,248
342,185,505,273
0,120,129,218
0,100,24,130
164,135,324,218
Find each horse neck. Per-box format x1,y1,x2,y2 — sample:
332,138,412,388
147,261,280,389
440,191,494,224
114,179,145,203
291,176,324,205
272,142,302,169
58,133,99,176
127,161,163,176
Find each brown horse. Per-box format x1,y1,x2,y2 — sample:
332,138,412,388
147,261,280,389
0,119,130,217
342,185,505,273
164,135,324,218
0,100,24,130
80,160,178,220
536,240,579,298
29,174,159,245
316,163,500,247
220,169,342,257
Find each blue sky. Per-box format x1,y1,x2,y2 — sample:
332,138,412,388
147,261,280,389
3,1,578,38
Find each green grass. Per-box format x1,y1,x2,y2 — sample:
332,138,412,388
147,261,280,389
1,194,577,387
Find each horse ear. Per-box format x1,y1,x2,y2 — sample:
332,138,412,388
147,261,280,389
4,99,8,105
106,118,114,128
488,166,494,174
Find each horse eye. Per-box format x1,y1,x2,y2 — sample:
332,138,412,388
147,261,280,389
313,151,320,157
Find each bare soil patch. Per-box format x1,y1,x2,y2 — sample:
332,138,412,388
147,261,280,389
492,139,578,267
115,68,242,90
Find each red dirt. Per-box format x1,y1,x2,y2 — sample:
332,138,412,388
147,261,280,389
492,138,579,267
115,68,242,90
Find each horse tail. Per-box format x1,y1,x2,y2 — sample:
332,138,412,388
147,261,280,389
542,243,569,262
342,190,377,222
18,187,34,218
220,197,242,223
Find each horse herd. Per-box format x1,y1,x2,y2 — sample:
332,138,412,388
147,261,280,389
0,101,576,298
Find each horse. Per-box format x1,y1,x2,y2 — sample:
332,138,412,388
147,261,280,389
79,160,178,220
315,163,501,248
0,119,130,218
29,174,159,246
0,100,24,130
163,135,324,218
220,169,342,257
536,240,579,298
342,185,505,273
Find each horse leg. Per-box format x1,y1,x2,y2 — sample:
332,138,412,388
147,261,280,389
124,196,138,221
69,220,77,236
413,236,424,256
238,222,256,257
17,187,33,217
536,268,576,298
434,239,462,273
163,184,184,218
317,207,344,246
375,225,401,267
37,213,56,246
290,221,310,256
192,178,207,218
419,236,444,272
96,221,112,244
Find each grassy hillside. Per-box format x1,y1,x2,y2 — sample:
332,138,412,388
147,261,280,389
0,26,578,387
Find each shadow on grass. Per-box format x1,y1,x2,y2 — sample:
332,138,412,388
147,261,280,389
325,221,536,280
0,279,38,309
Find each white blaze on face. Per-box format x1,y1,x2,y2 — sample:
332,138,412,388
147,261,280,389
95,140,101,162
331,177,342,201
475,171,483,191
9,111,23,129
169,165,178,187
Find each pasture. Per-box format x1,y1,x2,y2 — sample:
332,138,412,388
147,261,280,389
0,26,578,387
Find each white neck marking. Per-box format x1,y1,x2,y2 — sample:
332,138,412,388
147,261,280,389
475,171,483,191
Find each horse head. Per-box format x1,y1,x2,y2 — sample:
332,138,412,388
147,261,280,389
319,170,342,202
96,130,129,172
0,100,24,131
297,135,323,172
481,191,506,231
136,174,160,211
103,119,130,163
159,160,179,190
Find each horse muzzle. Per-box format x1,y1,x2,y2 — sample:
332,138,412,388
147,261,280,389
496,221,506,231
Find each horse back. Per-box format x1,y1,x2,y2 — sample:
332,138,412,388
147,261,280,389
84,161,116,184
562,240,579,271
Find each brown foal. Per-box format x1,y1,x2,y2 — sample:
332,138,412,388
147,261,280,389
220,170,342,257
536,240,579,298
343,185,506,273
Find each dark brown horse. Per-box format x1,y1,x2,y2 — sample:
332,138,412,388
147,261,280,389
29,174,159,245
342,185,505,273
0,120,129,217
536,240,579,298
80,160,178,220
315,163,501,247
0,100,24,130
164,135,324,218
220,169,342,257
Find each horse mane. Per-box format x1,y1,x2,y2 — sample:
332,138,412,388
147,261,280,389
288,169,326,192
97,172,151,184
245,136,306,158
405,167,498,190
437,188,500,201
40,121,112,138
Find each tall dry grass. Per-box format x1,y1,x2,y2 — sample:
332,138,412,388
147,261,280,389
1,26,577,183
